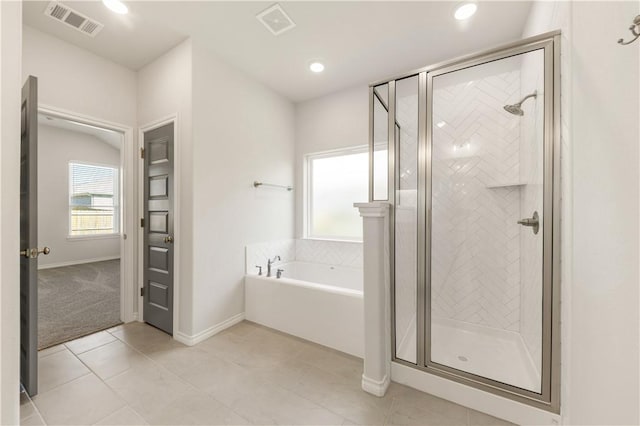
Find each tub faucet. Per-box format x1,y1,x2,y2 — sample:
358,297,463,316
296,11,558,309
267,255,281,277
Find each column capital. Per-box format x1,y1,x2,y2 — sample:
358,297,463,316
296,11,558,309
354,202,390,218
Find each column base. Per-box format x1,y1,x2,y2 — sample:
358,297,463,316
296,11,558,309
362,374,390,397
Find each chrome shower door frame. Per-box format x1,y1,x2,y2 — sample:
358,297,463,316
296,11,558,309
422,33,560,414
370,31,561,413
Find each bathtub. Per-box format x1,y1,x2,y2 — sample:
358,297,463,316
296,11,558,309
245,261,364,358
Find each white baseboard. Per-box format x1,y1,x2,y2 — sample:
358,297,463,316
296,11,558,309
174,312,245,346
362,374,390,397
124,313,138,323
38,255,121,270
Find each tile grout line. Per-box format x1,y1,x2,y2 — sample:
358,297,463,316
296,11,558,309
163,324,352,424
49,322,484,426
62,328,152,425
100,325,254,424
35,365,93,398
64,333,119,357
193,327,364,425
21,391,47,426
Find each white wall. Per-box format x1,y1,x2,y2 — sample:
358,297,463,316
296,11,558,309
38,125,120,268
525,1,640,424
568,2,639,422
22,26,136,127
191,40,295,335
294,86,369,237
137,39,295,339
137,39,194,335
0,2,23,424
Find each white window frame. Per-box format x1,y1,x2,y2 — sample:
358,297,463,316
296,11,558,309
68,160,121,240
304,145,369,242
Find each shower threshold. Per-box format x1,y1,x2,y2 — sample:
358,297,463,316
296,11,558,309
397,318,541,393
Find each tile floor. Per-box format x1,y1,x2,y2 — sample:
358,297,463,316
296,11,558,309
21,321,514,425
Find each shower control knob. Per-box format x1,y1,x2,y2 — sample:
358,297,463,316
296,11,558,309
517,211,540,235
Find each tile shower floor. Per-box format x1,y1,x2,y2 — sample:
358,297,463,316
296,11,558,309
397,319,540,392
21,321,514,426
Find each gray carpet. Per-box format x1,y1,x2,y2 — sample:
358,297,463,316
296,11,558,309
38,259,121,349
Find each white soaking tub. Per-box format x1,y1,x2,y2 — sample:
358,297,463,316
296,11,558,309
245,261,364,357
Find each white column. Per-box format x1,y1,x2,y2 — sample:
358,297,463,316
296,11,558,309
355,202,391,397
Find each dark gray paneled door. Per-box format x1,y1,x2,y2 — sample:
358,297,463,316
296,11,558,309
143,123,174,335
20,76,39,396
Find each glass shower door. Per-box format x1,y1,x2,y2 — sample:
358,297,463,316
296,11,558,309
394,75,419,364
428,49,546,394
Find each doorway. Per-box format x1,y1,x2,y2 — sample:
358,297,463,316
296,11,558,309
36,113,125,349
19,92,137,397
141,121,175,335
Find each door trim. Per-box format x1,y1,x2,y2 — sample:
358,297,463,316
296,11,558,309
138,114,180,337
38,104,136,323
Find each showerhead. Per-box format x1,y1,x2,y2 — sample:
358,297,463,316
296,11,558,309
503,90,537,116
503,104,524,116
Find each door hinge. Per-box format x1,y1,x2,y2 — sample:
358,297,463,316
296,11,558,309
140,218,145,228
140,287,145,297
140,147,145,159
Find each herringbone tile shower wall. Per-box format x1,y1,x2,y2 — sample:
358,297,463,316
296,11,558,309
431,69,523,332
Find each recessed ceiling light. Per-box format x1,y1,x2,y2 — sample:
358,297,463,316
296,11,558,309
309,62,325,73
102,0,128,15
454,2,477,20
436,121,447,128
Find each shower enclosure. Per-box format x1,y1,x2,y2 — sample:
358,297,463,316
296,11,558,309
369,32,560,411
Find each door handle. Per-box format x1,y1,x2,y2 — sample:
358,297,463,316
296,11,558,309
164,236,174,244
20,247,51,259
517,211,539,235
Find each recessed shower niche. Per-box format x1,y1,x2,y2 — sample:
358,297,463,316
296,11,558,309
369,32,560,411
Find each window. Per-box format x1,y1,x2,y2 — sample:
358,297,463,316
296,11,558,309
306,148,368,241
69,162,119,236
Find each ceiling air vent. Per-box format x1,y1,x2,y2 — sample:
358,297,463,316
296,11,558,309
44,1,104,38
256,4,296,36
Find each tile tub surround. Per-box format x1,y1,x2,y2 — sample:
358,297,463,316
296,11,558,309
245,238,363,274
244,239,296,276
295,239,363,268
23,321,515,426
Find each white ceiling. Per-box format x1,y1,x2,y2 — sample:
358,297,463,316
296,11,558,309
23,1,533,103
38,113,123,150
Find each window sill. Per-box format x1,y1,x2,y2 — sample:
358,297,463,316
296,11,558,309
303,237,364,244
67,234,120,241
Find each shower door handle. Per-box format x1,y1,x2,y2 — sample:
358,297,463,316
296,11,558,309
517,211,539,235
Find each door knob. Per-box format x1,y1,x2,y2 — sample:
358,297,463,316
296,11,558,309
20,247,51,259
517,211,539,235
164,236,174,244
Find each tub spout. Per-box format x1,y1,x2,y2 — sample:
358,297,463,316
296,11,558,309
267,255,281,277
